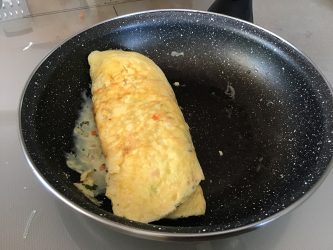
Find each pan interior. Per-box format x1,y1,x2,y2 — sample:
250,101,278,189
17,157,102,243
20,11,333,234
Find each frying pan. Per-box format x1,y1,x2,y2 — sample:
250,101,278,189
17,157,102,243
19,0,333,241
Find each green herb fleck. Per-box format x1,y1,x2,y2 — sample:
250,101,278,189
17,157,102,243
80,121,90,127
83,184,98,191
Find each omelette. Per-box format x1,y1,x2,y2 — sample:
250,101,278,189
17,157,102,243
68,50,206,223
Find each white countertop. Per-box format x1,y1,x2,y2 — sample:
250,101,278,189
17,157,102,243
1,0,333,249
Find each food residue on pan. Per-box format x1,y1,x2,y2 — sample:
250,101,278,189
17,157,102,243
173,81,186,87
225,105,233,118
66,93,106,206
256,157,264,172
266,101,274,106
170,51,184,57
224,83,235,99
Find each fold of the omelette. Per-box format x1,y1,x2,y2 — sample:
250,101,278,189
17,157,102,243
88,50,205,223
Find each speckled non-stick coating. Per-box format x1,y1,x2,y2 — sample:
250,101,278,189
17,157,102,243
20,10,333,237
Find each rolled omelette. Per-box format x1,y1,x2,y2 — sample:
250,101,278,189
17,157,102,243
88,50,205,223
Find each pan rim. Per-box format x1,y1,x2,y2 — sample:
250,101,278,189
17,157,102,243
18,9,333,240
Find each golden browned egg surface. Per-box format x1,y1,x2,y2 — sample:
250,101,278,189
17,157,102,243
88,50,205,223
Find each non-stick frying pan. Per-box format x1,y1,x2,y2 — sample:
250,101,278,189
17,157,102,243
19,0,333,241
